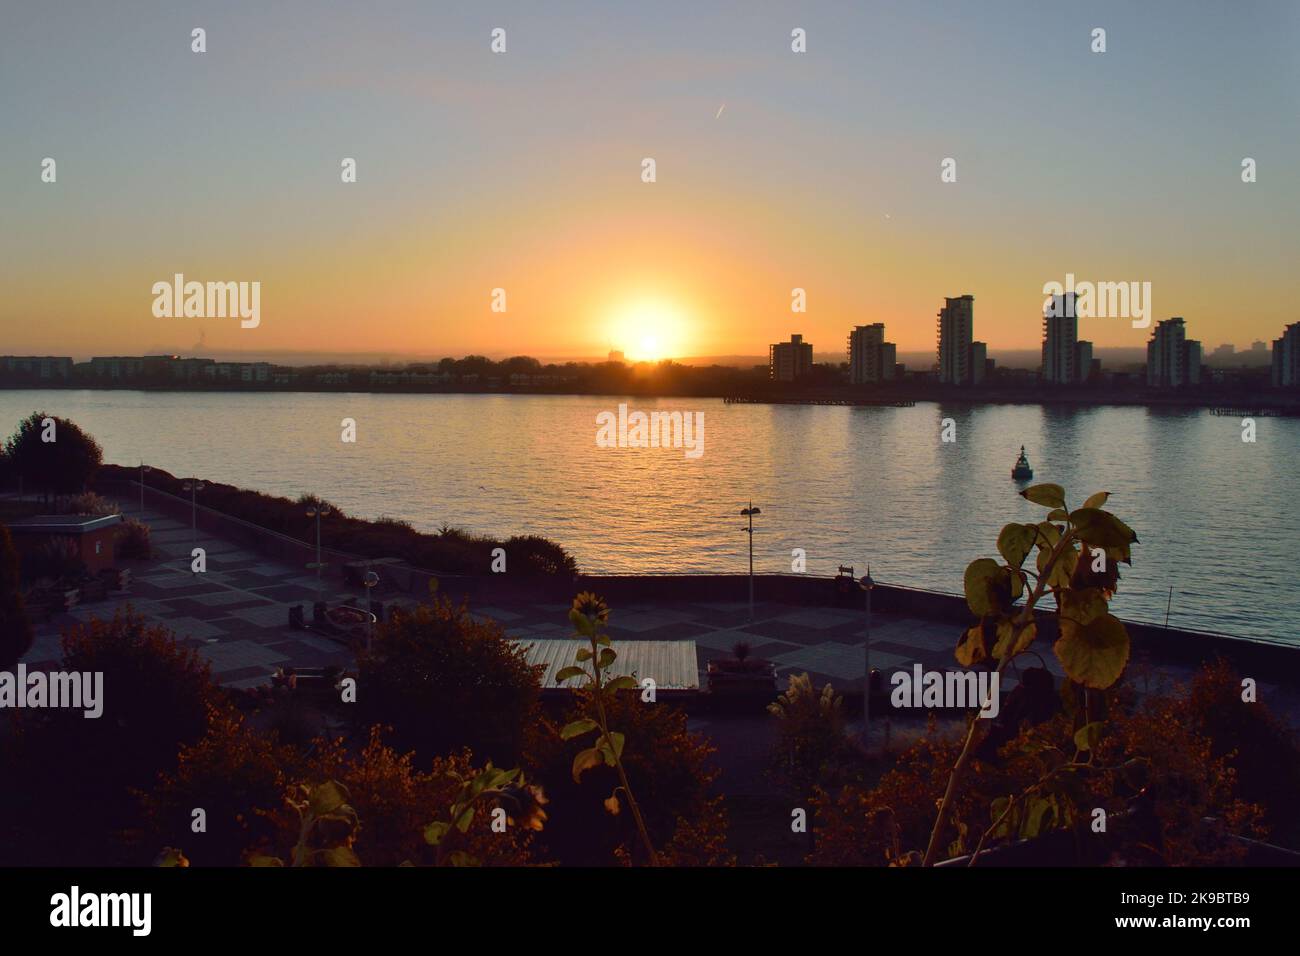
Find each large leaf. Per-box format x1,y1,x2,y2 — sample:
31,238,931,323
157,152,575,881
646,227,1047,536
1069,508,1139,549
1082,491,1111,510
955,622,989,666
964,558,1013,615
992,619,1036,663
997,524,1037,568
560,718,599,740
604,675,639,692
1037,541,1078,590
1054,613,1130,689
308,781,350,818
571,747,603,783
1056,587,1109,627
1073,721,1104,753
554,665,587,683
1021,484,1066,509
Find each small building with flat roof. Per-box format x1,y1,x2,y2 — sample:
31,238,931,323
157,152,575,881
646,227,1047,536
6,514,123,574
510,639,699,696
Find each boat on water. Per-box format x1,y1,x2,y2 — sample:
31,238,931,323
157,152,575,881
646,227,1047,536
1012,446,1033,481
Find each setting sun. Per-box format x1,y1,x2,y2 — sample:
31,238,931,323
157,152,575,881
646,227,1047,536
610,300,690,361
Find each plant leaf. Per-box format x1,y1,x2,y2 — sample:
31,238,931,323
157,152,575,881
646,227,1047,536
1054,613,1130,689
571,747,603,783
1021,483,1065,509
560,718,599,740
1073,721,1104,753
996,523,1037,568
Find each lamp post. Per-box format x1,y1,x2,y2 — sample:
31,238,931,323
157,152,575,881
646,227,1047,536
181,478,205,552
860,567,875,748
139,462,151,513
363,570,380,654
305,503,332,606
740,503,761,620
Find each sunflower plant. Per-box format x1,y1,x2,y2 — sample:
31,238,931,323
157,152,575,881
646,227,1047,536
555,592,659,865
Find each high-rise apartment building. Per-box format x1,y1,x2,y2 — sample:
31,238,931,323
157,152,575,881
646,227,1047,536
1146,318,1202,388
936,295,986,385
769,333,813,382
848,323,897,384
1271,323,1300,388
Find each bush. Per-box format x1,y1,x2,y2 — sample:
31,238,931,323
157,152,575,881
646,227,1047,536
0,609,218,865
0,523,33,667
354,600,543,766
1182,659,1300,849
287,729,540,866
139,704,302,866
25,535,84,582
525,688,731,866
103,463,577,576
767,673,861,797
64,492,119,516
116,518,153,560
2,412,103,499
808,669,1266,867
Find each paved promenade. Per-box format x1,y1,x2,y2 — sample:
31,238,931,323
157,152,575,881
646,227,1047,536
23,496,1286,719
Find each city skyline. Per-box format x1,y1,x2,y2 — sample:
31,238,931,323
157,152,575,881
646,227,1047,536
4,1,1299,360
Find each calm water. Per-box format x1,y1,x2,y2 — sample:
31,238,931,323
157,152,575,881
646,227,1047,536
2,390,1296,644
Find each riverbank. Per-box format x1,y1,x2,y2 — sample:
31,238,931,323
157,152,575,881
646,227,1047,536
8,381,1300,413
85,472,1300,684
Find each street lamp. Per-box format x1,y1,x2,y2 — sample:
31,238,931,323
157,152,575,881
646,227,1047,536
363,570,380,653
305,503,332,606
860,566,875,747
139,462,151,513
740,503,761,620
181,478,205,552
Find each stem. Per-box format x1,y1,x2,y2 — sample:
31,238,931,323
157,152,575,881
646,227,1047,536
921,530,1075,866
588,629,659,866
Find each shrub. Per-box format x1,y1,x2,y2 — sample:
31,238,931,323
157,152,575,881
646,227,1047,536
2,412,103,499
115,518,153,560
809,671,1266,867
767,672,859,797
299,729,541,866
1182,658,1300,849
139,704,302,866
525,687,731,866
64,491,119,516
101,463,577,575
0,609,217,865
354,600,543,765
0,523,34,667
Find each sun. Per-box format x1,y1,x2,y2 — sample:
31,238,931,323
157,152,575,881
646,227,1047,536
611,300,688,361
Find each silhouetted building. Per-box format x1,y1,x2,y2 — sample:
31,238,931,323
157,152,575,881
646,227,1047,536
848,323,897,384
970,341,987,385
769,334,813,382
0,356,73,381
1272,323,1300,388
1146,318,1202,388
1041,293,1095,384
937,295,983,385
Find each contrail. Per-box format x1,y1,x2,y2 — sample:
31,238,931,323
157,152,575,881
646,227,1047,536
715,102,726,120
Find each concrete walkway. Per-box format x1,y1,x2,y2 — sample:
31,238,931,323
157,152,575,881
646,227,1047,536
23,498,365,687
21,496,1295,726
